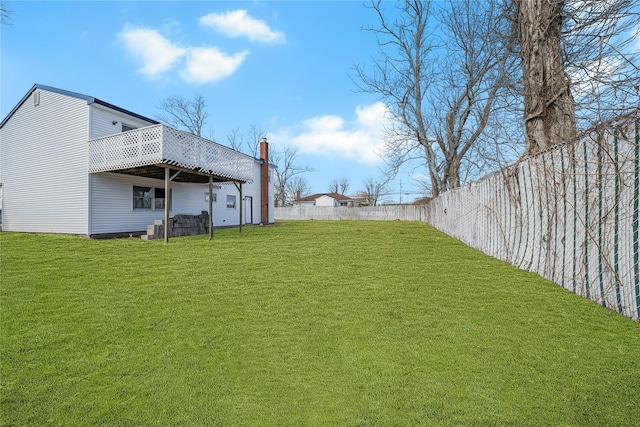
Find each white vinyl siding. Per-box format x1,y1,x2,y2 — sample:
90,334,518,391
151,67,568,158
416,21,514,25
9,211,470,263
235,161,274,224
89,173,229,233
0,89,89,234
88,104,155,140
90,173,171,234
88,169,269,234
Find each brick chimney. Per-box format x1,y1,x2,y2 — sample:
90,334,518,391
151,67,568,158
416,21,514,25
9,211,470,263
260,138,269,224
296,190,301,201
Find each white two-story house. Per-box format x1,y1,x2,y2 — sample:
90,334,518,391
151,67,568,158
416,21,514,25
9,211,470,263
0,84,275,237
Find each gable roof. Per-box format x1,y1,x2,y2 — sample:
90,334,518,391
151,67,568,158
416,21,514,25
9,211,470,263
296,192,353,202
1,83,160,128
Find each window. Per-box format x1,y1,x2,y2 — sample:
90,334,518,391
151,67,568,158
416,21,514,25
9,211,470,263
133,186,170,210
133,186,152,209
154,188,165,209
205,192,217,202
226,195,236,209
122,123,137,132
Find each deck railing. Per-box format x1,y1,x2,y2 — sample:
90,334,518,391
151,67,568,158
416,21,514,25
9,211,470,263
88,124,254,182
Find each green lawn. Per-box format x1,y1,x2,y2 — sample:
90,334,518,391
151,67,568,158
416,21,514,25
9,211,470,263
1,221,639,426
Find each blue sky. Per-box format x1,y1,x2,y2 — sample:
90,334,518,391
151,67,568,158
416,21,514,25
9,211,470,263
1,0,424,202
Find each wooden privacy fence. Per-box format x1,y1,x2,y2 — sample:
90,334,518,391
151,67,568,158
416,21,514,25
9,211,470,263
425,114,640,322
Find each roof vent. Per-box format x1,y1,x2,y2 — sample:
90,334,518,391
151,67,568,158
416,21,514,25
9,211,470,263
33,91,40,106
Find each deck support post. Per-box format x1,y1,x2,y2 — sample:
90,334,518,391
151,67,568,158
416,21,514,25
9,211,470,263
209,176,214,240
234,182,243,233
239,182,243,233
164,167,170,243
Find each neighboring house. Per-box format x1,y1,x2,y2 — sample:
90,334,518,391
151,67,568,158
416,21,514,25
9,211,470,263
291,193,354,207
0,84,275,237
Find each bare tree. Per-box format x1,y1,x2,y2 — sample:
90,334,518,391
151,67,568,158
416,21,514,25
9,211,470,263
156,94,208,137
517,0,576,153
328,176,350,194
517,0,639,153
226,124,267,158
359,176,389,206
247,124,267,159
430,0,518,189
338,176,350,195
226,127,314,206
355,1,437,194
358,0,639,191
355,0,517,196
273,145,315,206
287,176,311,202
226,126,245,152
566,0,640,127
328,178,339,194
1,1,13,26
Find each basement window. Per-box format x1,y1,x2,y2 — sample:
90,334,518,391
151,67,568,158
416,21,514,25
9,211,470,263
122,123,137,132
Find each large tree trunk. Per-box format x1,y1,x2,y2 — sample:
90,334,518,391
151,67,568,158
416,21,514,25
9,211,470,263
445,156,461,190
518,0,577,154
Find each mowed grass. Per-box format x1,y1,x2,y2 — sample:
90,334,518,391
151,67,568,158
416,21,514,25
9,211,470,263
1,221,639,426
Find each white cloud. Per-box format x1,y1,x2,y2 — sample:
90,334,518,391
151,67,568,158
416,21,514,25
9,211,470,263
180,47,249,84
200,10,286,44
118,24,250,84
569,57,623,98
355,102,389,129
117,26,186,77
161,19,182,38
278,102,391,164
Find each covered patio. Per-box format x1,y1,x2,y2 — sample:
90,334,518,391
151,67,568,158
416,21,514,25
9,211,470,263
88,124,255,242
